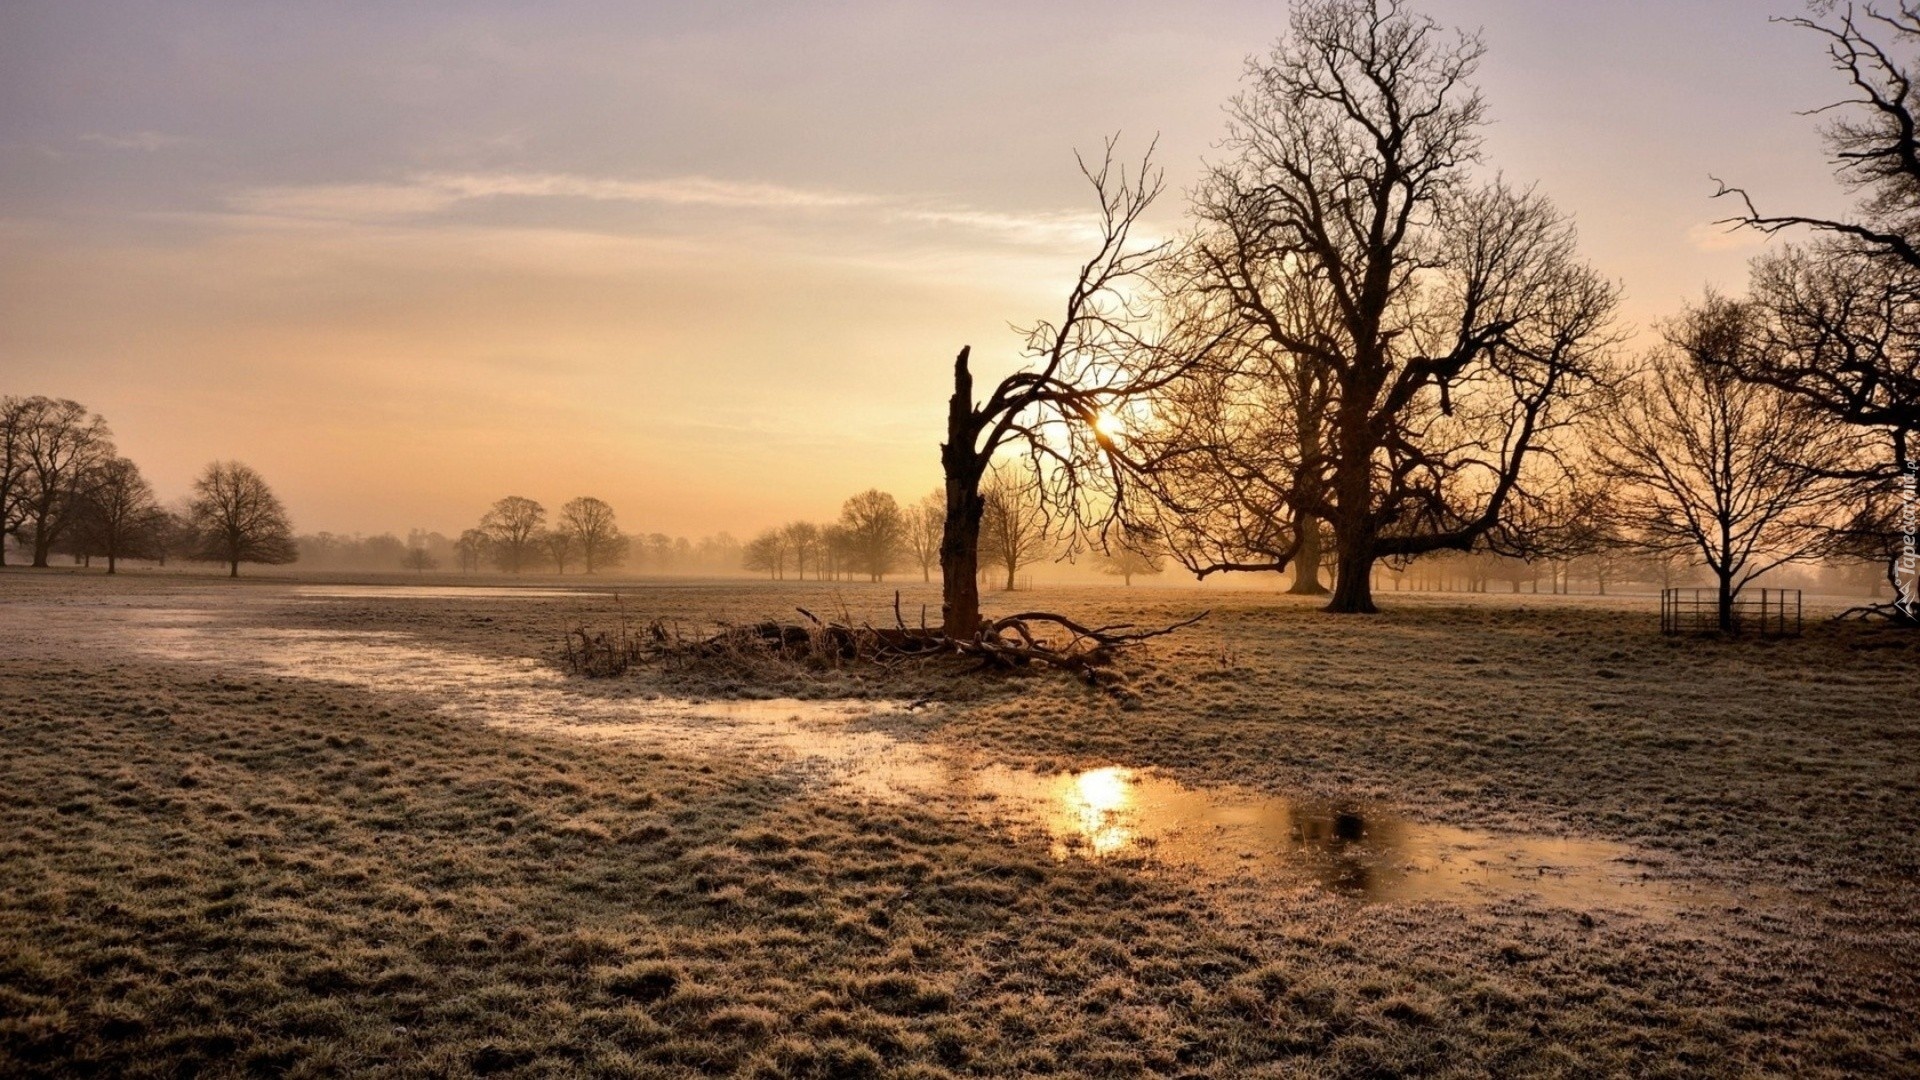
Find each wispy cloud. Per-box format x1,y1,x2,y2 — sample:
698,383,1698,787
429,172,874,210
225,170,1095,250
80,131,189,152
231,172,873,221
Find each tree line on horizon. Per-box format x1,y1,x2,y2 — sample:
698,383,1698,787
425,496,743,576
0,395,295,577
740,469,1166,588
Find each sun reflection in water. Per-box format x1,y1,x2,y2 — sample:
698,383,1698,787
1053,766,1139,857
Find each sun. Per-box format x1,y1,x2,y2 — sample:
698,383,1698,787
1094,410,1127,439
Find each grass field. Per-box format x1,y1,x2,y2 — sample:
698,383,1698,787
1,570,1915,1077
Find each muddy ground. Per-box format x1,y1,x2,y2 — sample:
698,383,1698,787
1,570,1915,1077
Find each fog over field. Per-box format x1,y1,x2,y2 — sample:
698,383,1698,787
3,1,1918,1078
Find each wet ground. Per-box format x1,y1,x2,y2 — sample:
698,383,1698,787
74,601,1715,918
3,571,1915,1077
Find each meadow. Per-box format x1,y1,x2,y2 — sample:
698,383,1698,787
1,570,1914,1078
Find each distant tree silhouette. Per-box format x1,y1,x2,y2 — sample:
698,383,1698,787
903,489,942,583
559,496,627,573
779,521,820,581
980,464,1053,591
1600,299,1857,630
1095,529,1166,586
401,547,439,573
8,397,113,567
82,456,160,574
188,461,297,577
743,529,787,579
150,501,197,568
454,528,489,573
0,396,34,564
839,489,907,582
540,528,576,574
480,496,545,573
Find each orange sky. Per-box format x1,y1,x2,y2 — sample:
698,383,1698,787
0,1,1853,540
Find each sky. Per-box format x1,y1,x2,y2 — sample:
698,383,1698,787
0,0,1862,540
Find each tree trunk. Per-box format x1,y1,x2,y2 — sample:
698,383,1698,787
1004,563,1016,591
107,554,116,574
229,558,240,578
939,348,987,637
1323,412,1379,614
1718,571,1735,632
1326,536,1377,614
1287,517,1329,595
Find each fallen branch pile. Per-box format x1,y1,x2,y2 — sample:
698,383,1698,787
563,593,1207,684
1834,601,1920,627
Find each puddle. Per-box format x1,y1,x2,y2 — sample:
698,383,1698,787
293,585,610,600
118,617,1708,915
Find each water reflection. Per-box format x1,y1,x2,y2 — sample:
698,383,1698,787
293,585,607,600
120,618,1707,914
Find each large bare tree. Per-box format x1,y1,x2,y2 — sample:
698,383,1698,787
480,496,545,573
1600,299,1859,630
1141,0,1617,613
936,140,1214,634
189,461,297,577
1712,3,1920,619
0,395,33,564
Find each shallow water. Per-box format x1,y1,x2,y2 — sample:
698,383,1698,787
119,613,1709,914
292,585,609,600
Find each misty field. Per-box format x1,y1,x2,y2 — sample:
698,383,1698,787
1,571,1916,1078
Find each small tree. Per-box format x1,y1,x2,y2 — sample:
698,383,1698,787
401,547,440,573
454,528,489,572
541,528,576,574
839,489,907,582
150,501,196,568
980,464,1053,591
559,496,627,573
480,496,545,573
188,461,297,577
904,489,943,583
1096,530,1166,586
743,529,787,579
10,397,114,567
83,456,160,574
1601,299,1859,629
779,521,820,581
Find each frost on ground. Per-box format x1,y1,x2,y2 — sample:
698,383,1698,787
0,571,1915,1078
